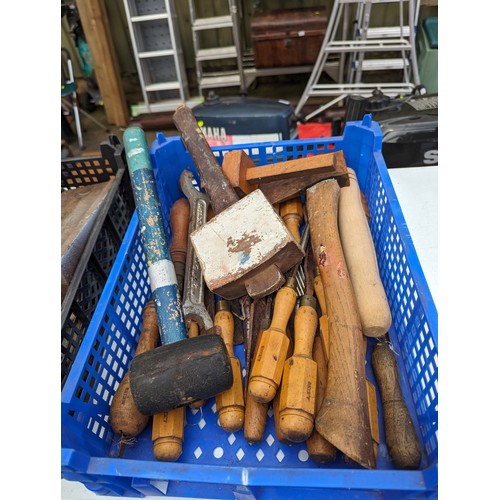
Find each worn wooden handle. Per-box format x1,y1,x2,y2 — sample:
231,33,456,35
169,198,190,295
306,178,375,469
372,340,422,469
306,336,337,463
244,328,269,443
338,168,392,337
173,105,239,215
110,300,158,439
215,302,245,432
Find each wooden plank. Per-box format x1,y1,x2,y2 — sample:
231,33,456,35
76,0,129,127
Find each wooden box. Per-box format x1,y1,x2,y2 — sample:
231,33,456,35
251,7,327,68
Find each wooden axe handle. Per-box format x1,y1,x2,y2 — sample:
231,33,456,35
306,178,375,469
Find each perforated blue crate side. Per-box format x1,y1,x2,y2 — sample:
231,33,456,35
62,210,150,457
62,119,438,498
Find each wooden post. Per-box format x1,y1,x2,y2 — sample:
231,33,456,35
76,0,129,127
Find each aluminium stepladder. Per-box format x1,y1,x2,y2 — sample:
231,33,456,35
295,0,421,121
188,0,246,95
122,0,191,114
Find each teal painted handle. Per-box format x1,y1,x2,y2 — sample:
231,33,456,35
124,127,186,345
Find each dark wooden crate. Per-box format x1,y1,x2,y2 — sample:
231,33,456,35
251,7,327,68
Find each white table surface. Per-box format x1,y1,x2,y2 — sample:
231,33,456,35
61,165,438,499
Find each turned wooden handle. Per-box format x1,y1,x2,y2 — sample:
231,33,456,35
247,282,296,403
280,197,303,243
279,296,318,443
372,340,421,469
306,178,375,469
110,300,158,439
215,301,245,432
152,407,185,461
338,168,392,337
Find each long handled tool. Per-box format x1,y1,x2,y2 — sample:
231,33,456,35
306,178,375,469
124,128,232,460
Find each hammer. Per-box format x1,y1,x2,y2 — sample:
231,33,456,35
123,127,233,417
173,105,305,300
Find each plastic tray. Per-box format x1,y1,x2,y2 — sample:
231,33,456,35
61,116,438,498
61,136,135,388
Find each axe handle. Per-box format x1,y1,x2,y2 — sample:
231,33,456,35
306,178,375,469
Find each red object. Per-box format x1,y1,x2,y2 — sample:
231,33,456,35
298,123,332,139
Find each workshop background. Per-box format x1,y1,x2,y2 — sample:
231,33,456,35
60,0,441,499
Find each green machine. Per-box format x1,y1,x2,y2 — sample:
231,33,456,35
417,16,438,94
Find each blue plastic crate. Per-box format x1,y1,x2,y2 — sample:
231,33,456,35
61,116,438,498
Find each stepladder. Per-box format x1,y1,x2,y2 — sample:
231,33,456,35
122,0,190,114
295,0,421,121
188,0,246,95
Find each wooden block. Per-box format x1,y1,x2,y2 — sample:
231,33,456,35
222,150,258,198
246,152,346,184
190,189,304,300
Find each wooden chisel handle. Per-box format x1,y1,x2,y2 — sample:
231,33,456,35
372,339,421,469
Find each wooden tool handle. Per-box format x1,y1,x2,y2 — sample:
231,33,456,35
173,105,239,215
273,327,294,444
244,328,269,443
278,296,318,442
291,295,317,357
152,407,185,461
244,396,268,443
269,281,297,332
110,300,158,440
169,198,190,294
338,168,392,337
247,280,296,403
215,301,245,432
280,197,303,242
313,267,327,316
372,340,421,469
306,179,375,469
307,336,336,463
